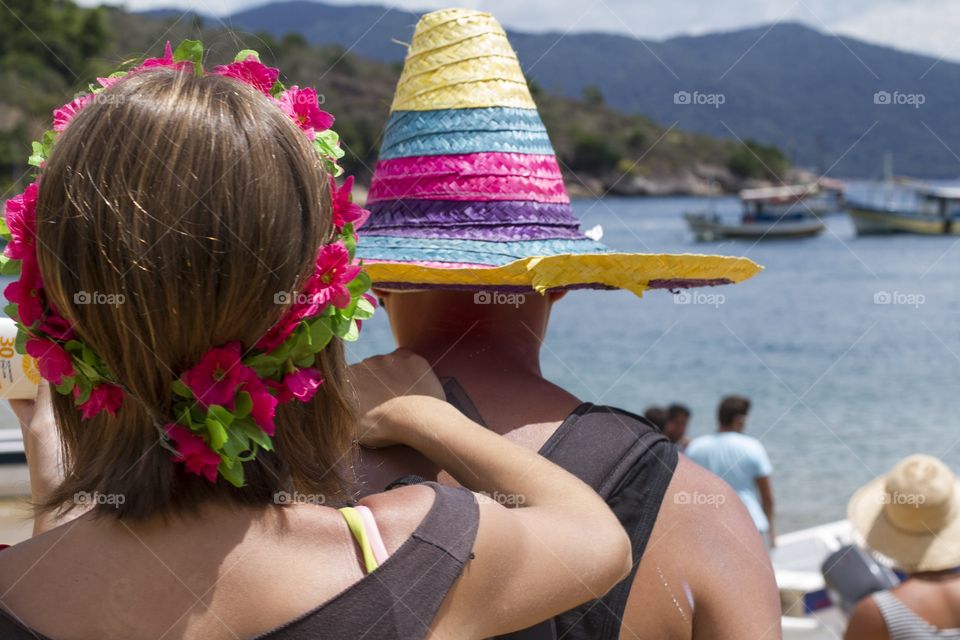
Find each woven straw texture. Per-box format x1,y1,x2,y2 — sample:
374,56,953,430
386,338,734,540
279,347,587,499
364,253,763,297
364,200,581,229
360,235,609,265
380,108,554,159
360,8,765,296
392,9,534,111
367,153,569,204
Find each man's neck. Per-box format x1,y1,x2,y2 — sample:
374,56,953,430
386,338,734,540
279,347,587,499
401,330,543,380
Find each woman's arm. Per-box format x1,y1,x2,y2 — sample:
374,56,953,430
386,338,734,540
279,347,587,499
352,352,633,638
9,383,69,535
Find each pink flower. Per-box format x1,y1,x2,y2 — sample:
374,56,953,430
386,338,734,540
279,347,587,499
74,383,124,419
278,86,333,140
283,367,324,402
310,242,361,309
97,75,124,90
254,242,360,350
330,176,369,230
25,336,74,385
38,304,76,341
135,42,193,73
53,94,94,132
180,342,248,408
237,370,279,436
5,182,38,260
165,424,221,483
213,56,279,95
6,258,44,327
265,378,294,404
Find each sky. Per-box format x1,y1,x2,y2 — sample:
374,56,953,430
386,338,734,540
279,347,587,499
76,0,960,62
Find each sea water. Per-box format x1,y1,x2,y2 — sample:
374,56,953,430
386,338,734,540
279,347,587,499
1,195,957,532
350,196,960,532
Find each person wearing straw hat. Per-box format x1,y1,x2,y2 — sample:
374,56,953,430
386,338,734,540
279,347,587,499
352,8,781,640
844,455,960,640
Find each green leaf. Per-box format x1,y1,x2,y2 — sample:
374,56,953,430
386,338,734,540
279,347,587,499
244,352,282,377
0,256,20,275
294,355,315,368
171,379,193,398
308,319,334,351
0,217,10,241
55,379,74,395
240,419,273,451
74,359,99,381
81,343,98,366
342,319,360,342
354,296,376,320
221,430,250,459
218,459,245,487
234,49,260,62
173,40,204,75
205,417,228,450
13,326,26,354
178,406,194,427
347,270,371,297
28,142,45,168
3,302,20,322
234,391,253,419
208,404,234,427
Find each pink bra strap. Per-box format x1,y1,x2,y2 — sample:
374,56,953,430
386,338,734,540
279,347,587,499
355,505,390,566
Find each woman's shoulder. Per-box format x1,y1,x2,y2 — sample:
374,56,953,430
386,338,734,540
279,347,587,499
360,482,479,553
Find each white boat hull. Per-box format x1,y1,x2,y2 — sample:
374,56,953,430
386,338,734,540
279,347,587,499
684,213,825,241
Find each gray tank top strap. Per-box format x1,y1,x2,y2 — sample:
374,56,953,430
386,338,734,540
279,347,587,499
873,590,960,639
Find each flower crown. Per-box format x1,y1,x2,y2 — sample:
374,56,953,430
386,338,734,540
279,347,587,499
0,41,374,487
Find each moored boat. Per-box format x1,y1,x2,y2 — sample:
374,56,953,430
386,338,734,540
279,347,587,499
685,183,832,241
847,184,960,235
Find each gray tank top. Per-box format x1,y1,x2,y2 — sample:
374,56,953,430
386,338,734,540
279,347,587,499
0,482,479,640
874,591,960,640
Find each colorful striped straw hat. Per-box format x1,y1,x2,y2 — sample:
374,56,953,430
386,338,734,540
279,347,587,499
360,8,762,296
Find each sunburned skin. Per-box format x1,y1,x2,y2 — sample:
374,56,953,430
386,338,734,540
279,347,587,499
357,289,782,640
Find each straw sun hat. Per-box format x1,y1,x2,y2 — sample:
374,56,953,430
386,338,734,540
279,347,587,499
848,455,960,573
359,8,762,296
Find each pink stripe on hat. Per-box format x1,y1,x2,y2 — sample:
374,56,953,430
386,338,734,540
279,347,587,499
367,152,570,204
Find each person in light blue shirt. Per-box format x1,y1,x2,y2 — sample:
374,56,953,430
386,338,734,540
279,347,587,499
686,395,776,548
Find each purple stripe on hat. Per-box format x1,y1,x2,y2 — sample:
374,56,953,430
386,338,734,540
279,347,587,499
363,223,585,241
364,199,582,229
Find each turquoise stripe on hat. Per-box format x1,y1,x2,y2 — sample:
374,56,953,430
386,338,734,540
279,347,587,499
380,107,555,159
360,235,610,266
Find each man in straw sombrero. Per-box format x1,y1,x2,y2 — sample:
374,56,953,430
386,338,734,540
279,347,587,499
845,455,960,639
353,8,780,639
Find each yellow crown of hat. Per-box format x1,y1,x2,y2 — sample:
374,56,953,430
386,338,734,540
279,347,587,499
392,9,537,111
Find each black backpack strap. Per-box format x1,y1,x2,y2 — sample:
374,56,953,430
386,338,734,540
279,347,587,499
540,403,679,640
442,384,679,640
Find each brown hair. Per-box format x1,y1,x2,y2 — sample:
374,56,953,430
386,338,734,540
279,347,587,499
34,69,355,519
717,395,750,428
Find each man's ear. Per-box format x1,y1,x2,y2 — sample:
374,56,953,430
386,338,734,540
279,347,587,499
371,288,390,310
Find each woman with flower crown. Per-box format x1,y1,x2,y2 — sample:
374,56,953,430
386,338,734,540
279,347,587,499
0,43,631,639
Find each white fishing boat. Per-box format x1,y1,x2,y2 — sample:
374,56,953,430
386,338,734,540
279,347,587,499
685,183,836,241
848,184,960,235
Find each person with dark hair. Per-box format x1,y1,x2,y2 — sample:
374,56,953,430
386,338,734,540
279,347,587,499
664,403,692,450
687,395,776,548
643,405,668,430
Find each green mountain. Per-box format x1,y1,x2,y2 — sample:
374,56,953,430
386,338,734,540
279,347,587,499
0,0,789,198
208,1,960,179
